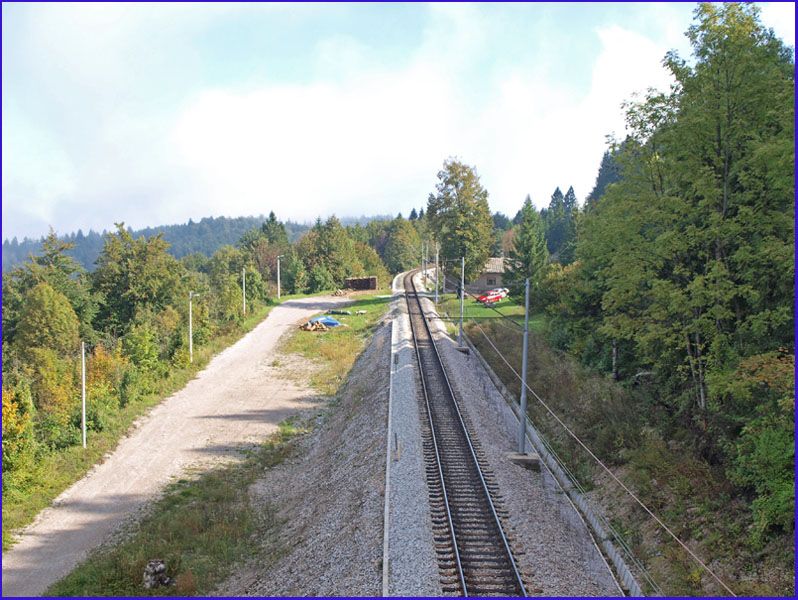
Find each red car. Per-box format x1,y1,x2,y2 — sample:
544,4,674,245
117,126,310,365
476,287,509,305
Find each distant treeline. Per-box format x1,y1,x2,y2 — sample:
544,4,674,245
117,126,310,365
2,215,391,273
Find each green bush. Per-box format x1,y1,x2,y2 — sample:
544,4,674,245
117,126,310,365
123,321,161,373
308,264,335,293
730,395,795,545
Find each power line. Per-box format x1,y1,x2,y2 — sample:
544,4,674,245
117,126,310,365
469,319,737,597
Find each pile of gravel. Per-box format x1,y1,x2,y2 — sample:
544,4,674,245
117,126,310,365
216,322,391,596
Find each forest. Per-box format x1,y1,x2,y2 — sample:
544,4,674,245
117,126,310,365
1,215,316,273
1,2,793,592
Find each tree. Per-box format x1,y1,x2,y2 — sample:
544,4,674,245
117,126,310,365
543,186,578,264
557,2,794,469
2,230,98,345
261,211,289,247
426,158,494,281
92,224,185,334
409,208,418,221
559,186,579,264
383,217,422,273
585,150,621,211
505,197,549,297
492,212,511,230
280,248,308,294
16,283,80,357
2,384,37,476
296,216,363,288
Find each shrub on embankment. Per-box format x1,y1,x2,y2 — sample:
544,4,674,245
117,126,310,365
467,320,794,596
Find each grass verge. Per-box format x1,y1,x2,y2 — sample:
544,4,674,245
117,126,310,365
281,292,393,395
435,292,545,332
2,303,275,551
46,418,303,596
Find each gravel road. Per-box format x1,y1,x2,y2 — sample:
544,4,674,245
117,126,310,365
216,317,392,596
1,296,349,598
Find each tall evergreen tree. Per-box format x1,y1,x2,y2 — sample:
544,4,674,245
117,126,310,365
261,211,289,247
505,197,549,297
585,150,621,211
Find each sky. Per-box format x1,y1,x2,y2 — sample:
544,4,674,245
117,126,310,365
2,2,795,241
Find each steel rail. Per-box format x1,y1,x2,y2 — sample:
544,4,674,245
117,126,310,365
405,270,527,596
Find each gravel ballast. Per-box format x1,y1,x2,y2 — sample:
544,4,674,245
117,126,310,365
417,273,622,597
217,319,392,596
383,278,443,596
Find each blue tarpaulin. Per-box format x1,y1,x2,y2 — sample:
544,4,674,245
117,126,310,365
309,316,341,327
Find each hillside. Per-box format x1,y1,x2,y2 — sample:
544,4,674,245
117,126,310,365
1,216,311,272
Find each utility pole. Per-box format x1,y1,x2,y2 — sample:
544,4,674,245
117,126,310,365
277,255,284,299
458,256,465,346
242,267,246,314
518,278,530,453
434,243,439,304
189,291,196,363
422,242,427,287
81,341,86,449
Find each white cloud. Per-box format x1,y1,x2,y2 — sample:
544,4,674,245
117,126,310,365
760,2,795,47
1,2,699,239
169,11,678,222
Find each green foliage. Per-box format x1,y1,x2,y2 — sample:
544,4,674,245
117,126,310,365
308,264,336,293
426,158,494,281
2,385,37,478
382,217,421,274
15,283,81,357
541,186,578,264
123,321,161,374
3,232,98,345
505,197,548,297
280,249,308,295
295,215,390,290
93,224,186,334
541,1,794,557
585,150,621,212
727,352,795,543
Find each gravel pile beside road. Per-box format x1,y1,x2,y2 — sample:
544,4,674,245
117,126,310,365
419,287,621,596
218,320,391,596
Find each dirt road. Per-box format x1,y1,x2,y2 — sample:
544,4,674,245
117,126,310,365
1,296,348,597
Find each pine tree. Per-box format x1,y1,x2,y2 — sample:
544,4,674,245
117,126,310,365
409,208,418,221
585,150,621,211
261,211,289,247
505,197,548,297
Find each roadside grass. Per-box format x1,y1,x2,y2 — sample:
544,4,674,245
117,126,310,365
47,418,303,597
2,303,275,551
281,292,393,395
434,292,545,336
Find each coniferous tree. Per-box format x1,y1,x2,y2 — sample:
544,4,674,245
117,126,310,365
585,150,621,211
505,197,548,297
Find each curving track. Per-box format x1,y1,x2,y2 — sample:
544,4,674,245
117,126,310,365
404,270,528,597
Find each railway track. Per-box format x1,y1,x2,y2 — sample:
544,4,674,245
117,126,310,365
404,270,528,597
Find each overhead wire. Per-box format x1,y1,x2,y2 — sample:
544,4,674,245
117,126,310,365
469,319,737,597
